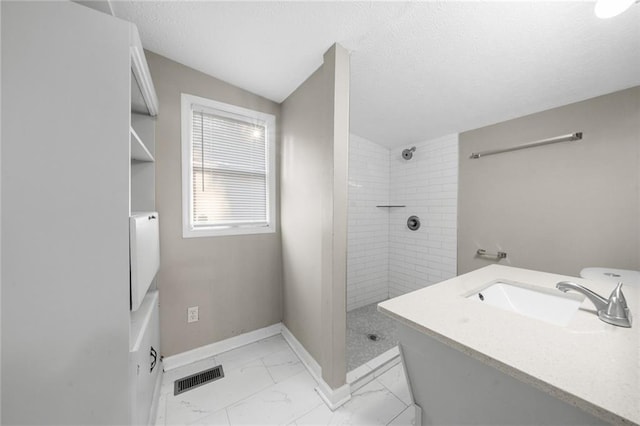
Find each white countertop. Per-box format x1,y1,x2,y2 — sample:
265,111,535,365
378,265,639,425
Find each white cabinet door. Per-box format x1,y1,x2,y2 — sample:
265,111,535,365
130,291,161,425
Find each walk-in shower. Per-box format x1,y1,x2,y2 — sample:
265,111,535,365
347,133,459,373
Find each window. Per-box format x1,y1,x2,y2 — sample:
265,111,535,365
181,94,276,237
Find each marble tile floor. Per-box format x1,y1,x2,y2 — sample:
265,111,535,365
156,334,414,426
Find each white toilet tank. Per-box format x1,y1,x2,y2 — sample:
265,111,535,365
580,267,639,286
130,212,160,311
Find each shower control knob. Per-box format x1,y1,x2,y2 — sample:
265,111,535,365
407,215,421,231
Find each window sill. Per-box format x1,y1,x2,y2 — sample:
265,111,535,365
182,224,277,238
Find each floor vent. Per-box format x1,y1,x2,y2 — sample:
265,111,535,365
174,365,224,396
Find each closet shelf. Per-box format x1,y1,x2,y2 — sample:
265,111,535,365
130,127,154,162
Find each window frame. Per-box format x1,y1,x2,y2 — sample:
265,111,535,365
181,93,277,238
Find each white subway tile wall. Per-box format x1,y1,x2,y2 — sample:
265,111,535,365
347,134,390,311
347,133,458,311
389,134,459,298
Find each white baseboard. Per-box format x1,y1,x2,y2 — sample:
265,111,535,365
280,326,351,410
414,403,422,425
162,323,282,371
315,380,352,410
279,325,321,376
162,322,353,410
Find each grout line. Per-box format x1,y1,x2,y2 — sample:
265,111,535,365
223,369,313,420
385,404,413,426
260,356,277,385
375,370,409,409
210,376,277,421
371,380,410,424
288,400,326,425
223,408,231,426
215,337,288,376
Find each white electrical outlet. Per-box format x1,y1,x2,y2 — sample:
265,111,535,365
187,306,199,323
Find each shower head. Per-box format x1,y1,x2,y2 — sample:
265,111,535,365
402,146,416,160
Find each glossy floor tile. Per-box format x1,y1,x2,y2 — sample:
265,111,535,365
294,380,407,425
157,334,414,426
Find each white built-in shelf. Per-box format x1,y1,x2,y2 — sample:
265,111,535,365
131,29,159,117
130,127,154,162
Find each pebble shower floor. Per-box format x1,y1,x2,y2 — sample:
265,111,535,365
346,301,399,372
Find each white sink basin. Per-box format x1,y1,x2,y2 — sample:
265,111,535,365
467,280,584,326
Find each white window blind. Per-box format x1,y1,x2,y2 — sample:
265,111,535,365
191,110,268,227
181,93,276,238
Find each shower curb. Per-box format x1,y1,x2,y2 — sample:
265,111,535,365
346,346,402,394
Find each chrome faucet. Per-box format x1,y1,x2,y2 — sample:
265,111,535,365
556,281,632,328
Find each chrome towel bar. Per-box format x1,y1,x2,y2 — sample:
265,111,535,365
470,132,582,159
477,249,507,259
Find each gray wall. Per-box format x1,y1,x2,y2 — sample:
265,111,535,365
2,2,131,423
458,87,640,276
146,52,283,357
281,44,349,388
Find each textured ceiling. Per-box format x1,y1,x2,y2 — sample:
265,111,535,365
112,1,640,148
